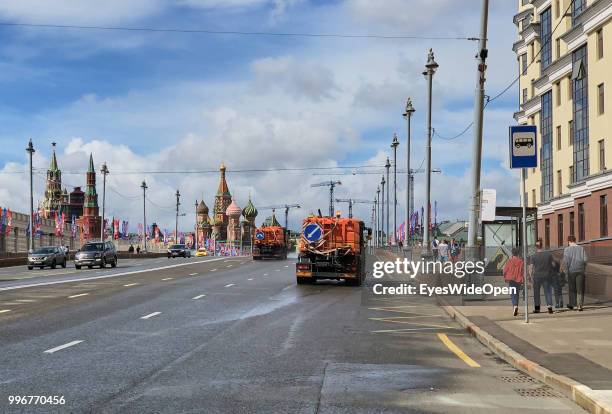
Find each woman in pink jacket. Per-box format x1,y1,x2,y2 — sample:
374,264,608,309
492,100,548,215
503,248,525,317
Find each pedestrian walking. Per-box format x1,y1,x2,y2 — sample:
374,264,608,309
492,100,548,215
562,235,588,311
136,246,141,254
551,258,565,309
528,239,554,314
503,247,524,317
450,238,461,263
438,239,449,263
432,238,439,261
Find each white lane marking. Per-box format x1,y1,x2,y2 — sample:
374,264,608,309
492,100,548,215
189,273,198,276
247,278,254,281
224,284,235,287
141,312,161,320
282,285,293,291
210,269,218,272
44,340,83,354
226,265,233,268
15,299,36,303
192,294,206,300
67,293,89,299
263,273,269,276
0,309,11,314
284,265,289,268
275,269,281,272
161,278,173,281
123,283,139,287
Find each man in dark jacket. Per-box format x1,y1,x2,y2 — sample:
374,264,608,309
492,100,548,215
529,239,554,314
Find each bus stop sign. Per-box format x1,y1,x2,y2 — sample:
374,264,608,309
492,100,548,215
509,125,537,168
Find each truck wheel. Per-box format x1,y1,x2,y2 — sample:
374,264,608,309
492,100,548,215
27,266,33,270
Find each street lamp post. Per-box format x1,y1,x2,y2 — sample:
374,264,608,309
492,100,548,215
100,163,109,240
422,48,439,256
403,98,415,248
175,190,181,244
376,187,380,247
385,158,391,246
194,200,199,251
381,175,386,246
391,137,399,247
26,139,35,251
141,181,148,252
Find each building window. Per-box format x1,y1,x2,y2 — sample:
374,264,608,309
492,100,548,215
569,120,574,145
572,0,585,23
597,29,604,60
521,53,528,75
572,45,589,182
557,170,562,196
555,82,561,106
569,165,574,184
540,8,552,71
599,139,606,171
558,214,564,247
541,91,553,202
544,218,551,248
556,125,562,150
532,189,536,207
578,203,585,241
601,195,609,237
569,211,575,237
523,88,528,104
598,83,605,115
556,38,561,59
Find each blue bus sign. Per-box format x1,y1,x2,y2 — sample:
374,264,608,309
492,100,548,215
509,125,537,169
255,231,265,240
303,223,323,242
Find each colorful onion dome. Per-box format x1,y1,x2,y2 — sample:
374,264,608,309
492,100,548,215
197,200,209,215
226,198,242,217
242,198,258,219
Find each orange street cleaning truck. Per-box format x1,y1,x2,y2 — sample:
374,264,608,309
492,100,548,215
296,215,370,285
252,225,289,260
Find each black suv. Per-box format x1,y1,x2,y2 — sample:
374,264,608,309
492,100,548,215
167,244,191,258
74,241,118,269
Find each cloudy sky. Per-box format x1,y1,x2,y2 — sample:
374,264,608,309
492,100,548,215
0,0,520,233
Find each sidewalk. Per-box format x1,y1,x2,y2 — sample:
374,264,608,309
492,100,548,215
439,284,612,414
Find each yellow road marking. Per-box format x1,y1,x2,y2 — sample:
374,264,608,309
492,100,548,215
437,333,480,368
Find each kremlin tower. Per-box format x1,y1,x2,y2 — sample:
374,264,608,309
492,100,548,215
76,154,102,242
39,143,64,218
212,162,232,240
196,200,212,242
241,197,258,243
225,198,242,243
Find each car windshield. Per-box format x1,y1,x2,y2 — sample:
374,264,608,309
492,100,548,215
171,245,186,249
82,243,104,251
33,247,55,254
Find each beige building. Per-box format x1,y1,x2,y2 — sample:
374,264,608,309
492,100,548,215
513,0,611,248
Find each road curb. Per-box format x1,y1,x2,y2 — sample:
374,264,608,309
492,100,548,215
439,299,612,414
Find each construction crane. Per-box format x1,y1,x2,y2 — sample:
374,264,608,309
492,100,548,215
334,198,373,218
258,204,301,230
311,181,341,217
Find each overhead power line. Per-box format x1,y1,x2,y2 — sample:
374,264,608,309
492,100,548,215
0,21,477,41
433,0,575,141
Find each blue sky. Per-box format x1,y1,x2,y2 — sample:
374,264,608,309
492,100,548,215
0,0,521,231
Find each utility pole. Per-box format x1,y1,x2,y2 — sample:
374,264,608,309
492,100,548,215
26,139,35,252
422,48,439,255
385,158,391,246
391,137,399,246
175,190,181,244
100,162,109,240
380,175,386,246
376,187,380,247
403,99,415,247
194,200,199,251
141,181,148,252
467,0,490,249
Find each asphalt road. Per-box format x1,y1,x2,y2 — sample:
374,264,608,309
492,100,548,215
0,254,585,413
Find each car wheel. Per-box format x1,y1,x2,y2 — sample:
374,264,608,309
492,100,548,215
111,257,117,268
51,260,57,269
75,265,81,270
88,265,93,269
100,258,106,269
27,266,33,270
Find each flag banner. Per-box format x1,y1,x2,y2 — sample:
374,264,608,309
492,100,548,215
103,218,109,239
0,208,6,234
137,223,143,240
5,209,13,236
113,218,120,240
71,215,77,238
